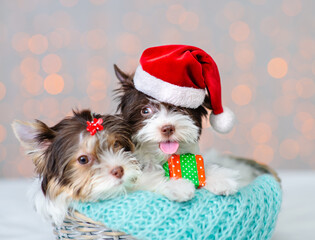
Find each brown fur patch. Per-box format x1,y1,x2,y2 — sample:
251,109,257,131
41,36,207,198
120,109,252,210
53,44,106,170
25,110,133,197
114,66,209,138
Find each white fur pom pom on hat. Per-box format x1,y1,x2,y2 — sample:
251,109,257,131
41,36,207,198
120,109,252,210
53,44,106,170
210,107,235,134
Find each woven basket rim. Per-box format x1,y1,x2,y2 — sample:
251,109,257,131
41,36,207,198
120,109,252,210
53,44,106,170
54,210,132,239
67,210,127,235
227,155,281,183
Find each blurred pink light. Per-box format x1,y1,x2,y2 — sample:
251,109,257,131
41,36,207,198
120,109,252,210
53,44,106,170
282,0,302,17
0,124,6,143
0,82,6,100
22,74,43,96
20,57,40,77
44,74,64,95
166,4,186,25
296,78,315,99
223,2,244,22
268,58,288,79
42,54,62,74
229,21,250,42
253,144,274,164
86,29,107,50
116,33,141,55
12,32,30,52
279,139,300,160
28,34,48,55
251,122,272,144
231,84,253,106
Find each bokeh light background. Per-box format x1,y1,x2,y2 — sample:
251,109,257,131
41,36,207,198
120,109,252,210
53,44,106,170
0,0,314,178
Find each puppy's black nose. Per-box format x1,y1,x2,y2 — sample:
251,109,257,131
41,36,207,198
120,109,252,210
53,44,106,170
161,125,175,137
111,166,124,179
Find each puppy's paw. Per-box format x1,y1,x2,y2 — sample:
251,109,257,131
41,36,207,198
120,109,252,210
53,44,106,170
204,165,240,196
162,178,195,202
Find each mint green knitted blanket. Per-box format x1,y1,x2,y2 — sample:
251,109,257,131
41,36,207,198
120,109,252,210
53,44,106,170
73,174,281,240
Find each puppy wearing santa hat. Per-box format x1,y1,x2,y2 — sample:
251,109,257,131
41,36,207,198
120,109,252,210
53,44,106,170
115,45,241,202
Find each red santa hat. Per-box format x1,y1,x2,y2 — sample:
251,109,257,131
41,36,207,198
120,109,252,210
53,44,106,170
133,45,235,133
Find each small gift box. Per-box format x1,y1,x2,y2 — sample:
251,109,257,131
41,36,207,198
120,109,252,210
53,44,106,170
163,153,206,188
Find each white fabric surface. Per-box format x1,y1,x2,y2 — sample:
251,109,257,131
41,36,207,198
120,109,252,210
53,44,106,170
0,170,314,240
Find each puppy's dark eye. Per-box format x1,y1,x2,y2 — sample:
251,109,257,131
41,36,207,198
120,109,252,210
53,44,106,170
78,155,89,165
141,107,153,116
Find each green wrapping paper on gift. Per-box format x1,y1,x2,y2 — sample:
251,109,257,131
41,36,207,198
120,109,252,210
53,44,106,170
163,153,206,188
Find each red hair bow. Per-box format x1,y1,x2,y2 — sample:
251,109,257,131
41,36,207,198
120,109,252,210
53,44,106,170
86,118,104,136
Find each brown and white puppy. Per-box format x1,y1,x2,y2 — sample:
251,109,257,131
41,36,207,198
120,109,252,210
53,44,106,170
12,110,140,225
114,65,240,201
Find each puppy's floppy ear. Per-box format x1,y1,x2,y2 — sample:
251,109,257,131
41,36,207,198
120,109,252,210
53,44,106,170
108,133,135,153
114,64,130,83
120,135,135,152
12,120,55,172
202,94,212,110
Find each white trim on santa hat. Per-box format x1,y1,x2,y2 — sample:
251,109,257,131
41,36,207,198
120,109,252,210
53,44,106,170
134,65,206,109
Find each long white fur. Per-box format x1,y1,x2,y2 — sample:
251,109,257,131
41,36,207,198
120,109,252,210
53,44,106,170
134,106,200,167
28,149,140,226
88,149,140,201
133,104,240,201
135,170,195,202
203,149,261,187
28,178,69,226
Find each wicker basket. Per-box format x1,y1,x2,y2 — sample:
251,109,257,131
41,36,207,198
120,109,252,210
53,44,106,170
53,210,134,240
53,157,280,240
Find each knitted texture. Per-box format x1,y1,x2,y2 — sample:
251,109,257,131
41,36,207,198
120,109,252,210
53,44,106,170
73,174,282,240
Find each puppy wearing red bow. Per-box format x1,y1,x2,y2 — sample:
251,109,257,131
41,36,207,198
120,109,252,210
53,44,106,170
12,110,140,225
